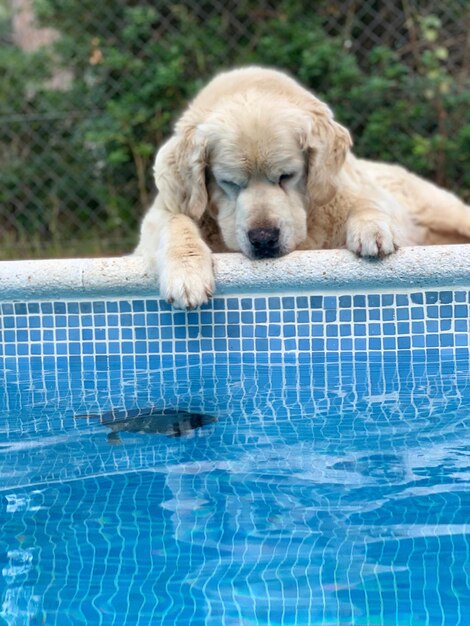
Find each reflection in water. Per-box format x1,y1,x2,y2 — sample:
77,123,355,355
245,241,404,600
76,407,217,443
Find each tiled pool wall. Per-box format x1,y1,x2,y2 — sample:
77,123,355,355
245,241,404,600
1,286,469,499
1,289,469,369
1,287,469,497
1,250,469,626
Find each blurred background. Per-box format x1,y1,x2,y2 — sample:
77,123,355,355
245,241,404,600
1,0,469,260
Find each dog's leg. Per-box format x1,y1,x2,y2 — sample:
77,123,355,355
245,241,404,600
135,200,214,309
346,210,398,257
344,185,406,257
410,179,470,241
373,165,470,243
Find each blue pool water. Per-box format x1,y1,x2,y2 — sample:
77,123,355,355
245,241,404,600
0,350,469,625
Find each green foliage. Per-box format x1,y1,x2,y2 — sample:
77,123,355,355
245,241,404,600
0,0,468,258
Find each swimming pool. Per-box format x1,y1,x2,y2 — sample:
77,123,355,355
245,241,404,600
0,248,469,625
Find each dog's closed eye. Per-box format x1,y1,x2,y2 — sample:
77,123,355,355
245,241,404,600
278,172,295,188
218,178,245,195
221,179,240,189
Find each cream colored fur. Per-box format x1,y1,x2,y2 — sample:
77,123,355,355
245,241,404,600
136,66,470,309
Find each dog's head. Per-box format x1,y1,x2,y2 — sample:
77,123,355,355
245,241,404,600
153,80,351,259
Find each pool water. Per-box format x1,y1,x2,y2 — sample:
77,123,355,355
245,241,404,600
0,350,469,625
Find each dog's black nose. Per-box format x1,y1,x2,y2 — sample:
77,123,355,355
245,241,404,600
247,227,280,258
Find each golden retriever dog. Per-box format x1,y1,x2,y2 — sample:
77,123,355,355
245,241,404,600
135,66,470,309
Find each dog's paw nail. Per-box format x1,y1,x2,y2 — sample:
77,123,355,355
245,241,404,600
159,260,215,310
347,221,397,258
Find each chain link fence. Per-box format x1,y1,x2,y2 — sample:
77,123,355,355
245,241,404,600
1,0,469,259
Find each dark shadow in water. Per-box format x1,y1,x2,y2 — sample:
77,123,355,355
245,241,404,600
76,407,217,443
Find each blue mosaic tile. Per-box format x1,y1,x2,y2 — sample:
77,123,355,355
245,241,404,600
0,289,468,363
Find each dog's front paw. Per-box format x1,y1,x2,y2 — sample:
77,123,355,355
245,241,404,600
159,248,215,309
346,218,398,258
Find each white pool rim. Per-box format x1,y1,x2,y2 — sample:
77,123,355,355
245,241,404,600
0,245,469,301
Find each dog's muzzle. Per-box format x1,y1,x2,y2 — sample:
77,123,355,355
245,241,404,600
247,227,281,259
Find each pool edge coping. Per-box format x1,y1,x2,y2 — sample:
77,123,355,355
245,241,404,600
0,245,469,301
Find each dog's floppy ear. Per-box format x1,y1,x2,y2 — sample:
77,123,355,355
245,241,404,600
301,100,352,207
153,125,208,220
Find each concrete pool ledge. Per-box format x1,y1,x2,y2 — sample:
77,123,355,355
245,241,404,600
0,245,469,301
